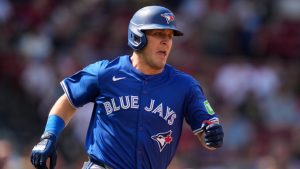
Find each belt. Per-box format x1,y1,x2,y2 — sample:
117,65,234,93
89,157,112,169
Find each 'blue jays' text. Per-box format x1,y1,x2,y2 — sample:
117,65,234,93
103,95,177,125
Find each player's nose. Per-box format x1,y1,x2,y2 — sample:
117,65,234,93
160,38,171,46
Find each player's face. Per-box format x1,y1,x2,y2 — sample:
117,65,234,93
142,29,173,71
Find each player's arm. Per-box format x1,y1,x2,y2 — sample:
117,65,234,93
31,93,76,169
49,93,77,124
185,80,224,150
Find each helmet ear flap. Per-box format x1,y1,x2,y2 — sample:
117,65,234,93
128,25,147,50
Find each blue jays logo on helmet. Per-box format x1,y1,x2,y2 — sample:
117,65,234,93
151,130,173,152
161,13,175,24
128,6,183,50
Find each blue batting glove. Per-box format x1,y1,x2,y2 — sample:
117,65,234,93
31,132,57,169
204,123,224,148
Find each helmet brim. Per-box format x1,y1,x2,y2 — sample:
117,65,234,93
139,24,184,36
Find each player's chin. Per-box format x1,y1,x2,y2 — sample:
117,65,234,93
152,61,166,70
157,56,167,64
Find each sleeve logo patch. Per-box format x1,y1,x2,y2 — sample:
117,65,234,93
204,100,215,115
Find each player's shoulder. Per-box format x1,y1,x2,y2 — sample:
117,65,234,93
92,55,128,69
82,55,127,77
166,65,199,86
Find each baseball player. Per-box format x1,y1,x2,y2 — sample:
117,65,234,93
30,6,224,169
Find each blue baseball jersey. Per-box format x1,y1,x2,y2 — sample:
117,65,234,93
61,55,219,169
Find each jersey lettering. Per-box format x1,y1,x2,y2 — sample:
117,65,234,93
131,96,139,109
111,98,120,111
151,103,164,118
103,96,177,125
168,114,176,125
164,107,176,125
103,102,113,114
144,99,155,111
103,96,139,115
144,99,176,125
119,96,130,109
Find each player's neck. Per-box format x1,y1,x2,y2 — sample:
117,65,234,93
130,52,164,75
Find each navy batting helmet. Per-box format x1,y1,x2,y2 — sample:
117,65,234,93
128,6,184,50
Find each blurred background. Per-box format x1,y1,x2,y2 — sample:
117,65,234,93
0,0,300,168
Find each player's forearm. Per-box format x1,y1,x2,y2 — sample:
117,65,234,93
49,93,77,125
42,93,76,138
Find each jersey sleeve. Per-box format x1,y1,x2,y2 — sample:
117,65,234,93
60,60,108,108
185,81,219,135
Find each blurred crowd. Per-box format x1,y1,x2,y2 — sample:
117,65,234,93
0,0,300,169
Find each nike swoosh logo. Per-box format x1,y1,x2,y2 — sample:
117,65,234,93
112,76,126,81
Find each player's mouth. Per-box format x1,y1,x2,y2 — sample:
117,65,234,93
156,50,167,57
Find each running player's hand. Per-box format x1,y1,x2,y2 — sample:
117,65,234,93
31,132,57,169
204,123,224,148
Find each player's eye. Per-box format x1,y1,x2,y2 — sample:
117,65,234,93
152,32,173,40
